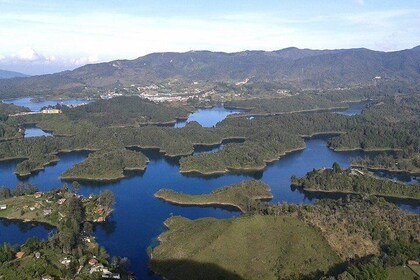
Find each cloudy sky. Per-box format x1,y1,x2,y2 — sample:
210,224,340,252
0,0,419,75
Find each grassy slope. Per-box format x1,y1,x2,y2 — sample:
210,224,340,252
387,266,418,280
151,215,340,280
155,180,272,213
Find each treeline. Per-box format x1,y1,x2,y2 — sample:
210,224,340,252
291,162,420,199
61,149,148,181
0,183,38,200
352,152,420,174
224,94,343,114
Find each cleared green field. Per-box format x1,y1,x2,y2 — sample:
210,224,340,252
155,180,272,213
387,266,418,280
150,215,340,280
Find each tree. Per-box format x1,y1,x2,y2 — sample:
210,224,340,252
332,162,342,173
0,243,15,263
71,181,81,194
98,191,115,210
83,222,93,236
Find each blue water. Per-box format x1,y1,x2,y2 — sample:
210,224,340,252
335,102,367,116
24,127,53,138
0,104,419,278
175,107,243,128
0,136,418,278
3,97,91,112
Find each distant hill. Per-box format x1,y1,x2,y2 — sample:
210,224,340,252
0,46,419,98
0,69,29,79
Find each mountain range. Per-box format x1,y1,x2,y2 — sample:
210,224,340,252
0,69,29,79
0,46,419,98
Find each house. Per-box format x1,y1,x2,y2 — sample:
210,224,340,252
15,251,25,259
41,109,62,114
57,198,67,205
96,207,105,215
60,257,71,266
29,207,35,211
35,252,41,259
0,204,7,210
408,260,420,265
102,272,121,279
43,209,52,216
90,263,105,274
34,192,43,198
41,276,54,280
88,258,99,266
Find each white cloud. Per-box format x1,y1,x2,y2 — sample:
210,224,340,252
354,0,365,5
0,7,419,74
16,47,42,61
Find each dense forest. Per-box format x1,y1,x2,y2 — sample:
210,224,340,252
291,163,420,200
0,103,29,139
61,149,148,181
352,151,420,174
1,94,418,177
63,96,190,127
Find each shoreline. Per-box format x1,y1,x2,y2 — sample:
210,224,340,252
351,164,420,176
294,185,420,202
226,106,349,118
180,145,306,175
154,193,273,213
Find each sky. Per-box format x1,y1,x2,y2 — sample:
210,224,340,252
0,0,419,75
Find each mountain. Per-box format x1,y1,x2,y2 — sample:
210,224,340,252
0,69,29,79
0,46,419,98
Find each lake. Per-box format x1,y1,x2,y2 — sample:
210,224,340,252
3,97,91,112
0,135,418,278
24,127,53,138
174,107,244,128
0,104,418,279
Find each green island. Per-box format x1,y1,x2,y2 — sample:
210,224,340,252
0,183,133,279
61,149,149,181
63,96,190,127
155,180,273,213
291,162,420,200
150,194,420,280
1,94,418,178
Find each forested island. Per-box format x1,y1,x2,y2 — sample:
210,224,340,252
155,180,272,213
1,94,418,178
0,183,132,279
291,163,420,200
61,149,149,181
